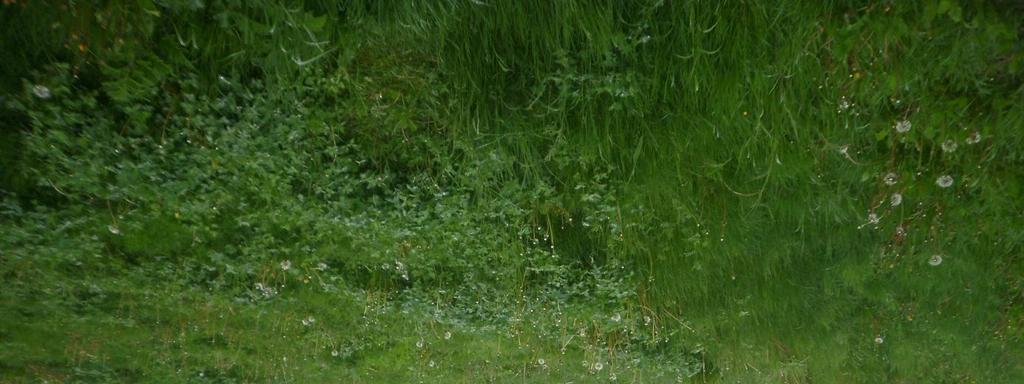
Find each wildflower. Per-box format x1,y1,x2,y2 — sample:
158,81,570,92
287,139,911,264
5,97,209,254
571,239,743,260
874,335,884,345
537,358,546,366
936,175,954,188
280,260,291,271
890,193,903,207
316,262,328,271
928,254,943,266
611,313,621,322
428,360,436,368
883,172,898,186
894,120,911,133
941,139,957,153
643,315,652,325
107,224,121,235
416,338,424,349
965,131,981,145
32,85,51,99
443,331,452,340
331,350,339,357
301,316,315,326
610,372,618,381
868,213,880,225
593,362,604,372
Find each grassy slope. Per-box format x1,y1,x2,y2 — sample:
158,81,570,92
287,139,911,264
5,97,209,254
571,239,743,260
2,1,1023,383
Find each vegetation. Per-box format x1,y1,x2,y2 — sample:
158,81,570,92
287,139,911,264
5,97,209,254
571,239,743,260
1,1,1023,382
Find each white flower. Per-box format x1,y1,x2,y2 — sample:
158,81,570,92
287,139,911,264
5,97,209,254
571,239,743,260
610,372,618,381
316,262,328,271
610,313,621,322
428,360,436,368
883,172,898,186
867,213,880,225
592,362,604,372
874,336,884,344
107,224,122,235
416,338,424,349
301,316,315,326
894,120,912,133
965,131,981,144
280,260,291,271
936,175,954,188
537,358,546,366
33,85,51,99
443,331,452,340
928,254,943,266
330,350,339,357
941,139,957,153
890,193,903,207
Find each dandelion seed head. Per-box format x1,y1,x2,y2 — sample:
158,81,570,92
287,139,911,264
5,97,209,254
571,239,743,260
443,330,452,340
593,362,604,372
280,260,291,271
936,175,954,188
895,120,912,133
416,338,424,349
890,193,903,207
928,254,943,266
883,172,898,186
941,139,958,153
33,85,51,99
966,131,981,145
874,336,884,344
868,213,880,225
537,358,546,366
331,350,339,357
611,313,621,322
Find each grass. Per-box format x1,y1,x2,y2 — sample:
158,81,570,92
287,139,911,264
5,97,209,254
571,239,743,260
1,0,1023,382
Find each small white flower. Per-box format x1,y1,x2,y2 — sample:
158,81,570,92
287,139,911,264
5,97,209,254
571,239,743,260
592,362,604,372
936,175,954,188
280,260,291,271
428,360,436,368
874,336,884,345
965,131,981,145
33,85,51,99
416,338,424,349
644,315,652,325
610,372,618,381
928,254,943,266
883,172,898,186
301,316,315,326
941,139,957,153
537,358,546,366
443,331,452,340
610,313,621,322
867,213,880,225
331,350,339,357
890,193,903,207
316,262,328,271
894,120,912,133
107,224,121,235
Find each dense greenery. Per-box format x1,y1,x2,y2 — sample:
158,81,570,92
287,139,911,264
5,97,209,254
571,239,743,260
2,1,1023,382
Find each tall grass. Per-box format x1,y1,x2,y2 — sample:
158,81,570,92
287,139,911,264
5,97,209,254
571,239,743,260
2,0,1023,382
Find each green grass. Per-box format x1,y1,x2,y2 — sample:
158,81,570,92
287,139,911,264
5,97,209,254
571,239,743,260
2,0,1023,382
